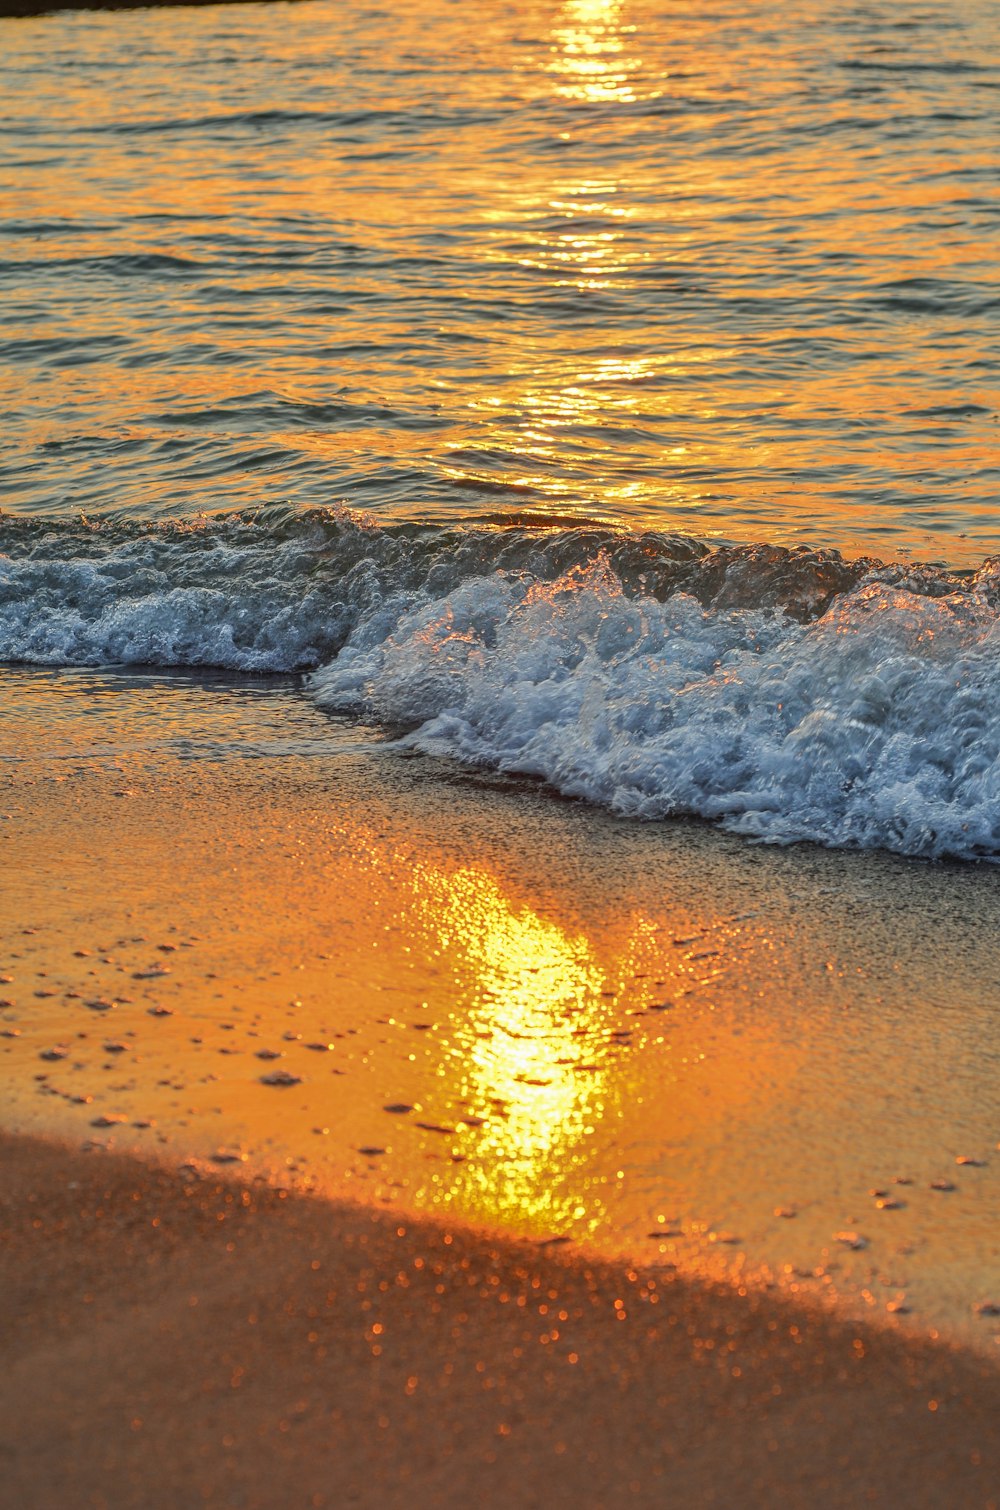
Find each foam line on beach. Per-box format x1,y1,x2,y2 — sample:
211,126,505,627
3,507,1000,858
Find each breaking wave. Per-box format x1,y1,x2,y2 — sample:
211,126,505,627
3,505,999,860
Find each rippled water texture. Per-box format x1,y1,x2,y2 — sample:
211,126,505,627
1,0,998,560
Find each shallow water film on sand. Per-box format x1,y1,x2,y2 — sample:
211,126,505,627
2,669,999,1354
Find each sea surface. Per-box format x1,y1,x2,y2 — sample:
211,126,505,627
2,0,1000,856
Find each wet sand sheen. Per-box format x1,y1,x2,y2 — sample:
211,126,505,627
2,667,998,1358
2,1130,998,1510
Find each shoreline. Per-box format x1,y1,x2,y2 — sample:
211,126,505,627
3,1128,998,1509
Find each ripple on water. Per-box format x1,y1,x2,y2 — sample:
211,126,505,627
0,0,997,562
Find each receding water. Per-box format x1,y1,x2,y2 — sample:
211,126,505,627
1,0,998,561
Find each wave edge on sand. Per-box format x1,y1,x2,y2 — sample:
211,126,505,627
3,506,1000,859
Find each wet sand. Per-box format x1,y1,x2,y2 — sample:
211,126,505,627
2,666,999,1503
2,1130,999,1510
3,667,999,1351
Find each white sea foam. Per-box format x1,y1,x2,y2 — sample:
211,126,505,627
0,522,354,670
310,554,1000,860
3,512,1000,858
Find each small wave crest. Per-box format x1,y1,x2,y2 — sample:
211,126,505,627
3,506,999,858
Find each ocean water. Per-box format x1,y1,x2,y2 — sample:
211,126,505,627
2,0,999,856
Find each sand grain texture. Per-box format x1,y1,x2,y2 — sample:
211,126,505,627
1,1134,997,1510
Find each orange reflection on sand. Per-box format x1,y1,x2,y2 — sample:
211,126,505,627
333,815,811,1245
424,867,603,1209
357,847,614,1233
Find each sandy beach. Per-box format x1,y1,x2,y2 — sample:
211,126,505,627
2,1131,998,1510
4,668,999,1341
1,666,999,1505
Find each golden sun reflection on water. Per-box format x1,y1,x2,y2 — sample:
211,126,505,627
2,0,995,557
442,1,682,511
549,0,640,104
